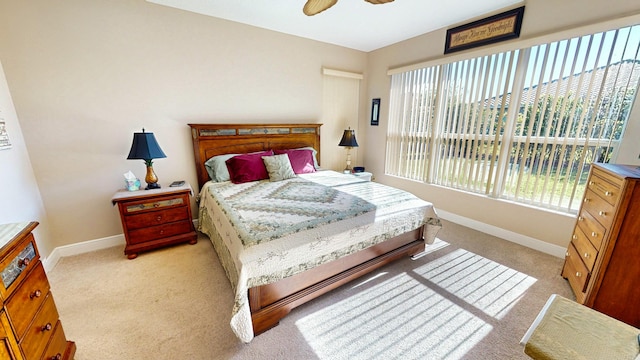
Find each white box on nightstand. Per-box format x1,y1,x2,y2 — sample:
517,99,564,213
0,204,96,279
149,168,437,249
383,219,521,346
352,171,373,182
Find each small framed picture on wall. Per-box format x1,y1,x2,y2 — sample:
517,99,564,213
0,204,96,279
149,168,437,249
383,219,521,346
371,98,380,126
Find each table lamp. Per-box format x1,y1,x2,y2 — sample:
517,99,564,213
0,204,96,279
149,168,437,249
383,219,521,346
127,128,166,190
338,127,358,173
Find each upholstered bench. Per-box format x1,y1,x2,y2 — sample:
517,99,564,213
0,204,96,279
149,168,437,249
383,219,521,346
521,294,639,359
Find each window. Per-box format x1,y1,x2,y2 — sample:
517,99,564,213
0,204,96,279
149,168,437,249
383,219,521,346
386,25,640,213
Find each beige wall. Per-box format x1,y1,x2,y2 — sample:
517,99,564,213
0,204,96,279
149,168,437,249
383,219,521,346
0,61,53,256
0,0,367,254
363,0,640,249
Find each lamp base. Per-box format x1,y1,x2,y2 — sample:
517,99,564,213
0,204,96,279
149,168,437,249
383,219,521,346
145,182,161,190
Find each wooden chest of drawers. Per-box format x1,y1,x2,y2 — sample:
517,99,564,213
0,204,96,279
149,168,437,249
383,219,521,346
561,163,640,327
0,221,75,360
112,184,197,259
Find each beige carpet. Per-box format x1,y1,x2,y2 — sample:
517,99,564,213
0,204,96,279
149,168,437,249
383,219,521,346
47,220,573,359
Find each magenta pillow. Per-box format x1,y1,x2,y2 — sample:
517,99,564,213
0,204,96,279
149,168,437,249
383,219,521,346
274,149,316,174
225,150,274,184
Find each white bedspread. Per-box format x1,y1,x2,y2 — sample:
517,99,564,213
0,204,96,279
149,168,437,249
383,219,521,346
198,170,441,342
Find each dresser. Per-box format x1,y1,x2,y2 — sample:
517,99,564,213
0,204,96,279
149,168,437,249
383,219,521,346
561,163,640,327
112,184,197,259
0,221,76,360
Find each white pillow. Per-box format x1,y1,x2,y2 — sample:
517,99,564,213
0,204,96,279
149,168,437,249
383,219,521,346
204,153,237,182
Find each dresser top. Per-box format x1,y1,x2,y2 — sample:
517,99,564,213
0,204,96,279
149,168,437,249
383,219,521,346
0,222,37,251
111,183,193,204
593,163,640,179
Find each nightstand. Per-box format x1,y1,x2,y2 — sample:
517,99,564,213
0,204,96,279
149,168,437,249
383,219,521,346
352,171,373,182
111,183,197,259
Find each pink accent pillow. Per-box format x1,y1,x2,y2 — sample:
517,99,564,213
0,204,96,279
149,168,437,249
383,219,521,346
274,149,316,174
225,150,274,184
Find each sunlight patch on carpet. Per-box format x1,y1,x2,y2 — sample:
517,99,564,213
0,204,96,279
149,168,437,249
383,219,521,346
414,248,537,319
295,272,493,360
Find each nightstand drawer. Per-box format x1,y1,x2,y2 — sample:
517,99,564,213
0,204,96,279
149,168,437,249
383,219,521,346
20,293,59,360
125,206,189,230
6,262,50,340
0,232,39,300
128,220,194,245
124,194,187,214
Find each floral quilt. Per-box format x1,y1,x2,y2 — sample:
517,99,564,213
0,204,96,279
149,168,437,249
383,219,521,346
198,170,441,343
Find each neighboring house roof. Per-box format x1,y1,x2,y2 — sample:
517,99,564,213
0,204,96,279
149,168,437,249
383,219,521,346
488,59,640,108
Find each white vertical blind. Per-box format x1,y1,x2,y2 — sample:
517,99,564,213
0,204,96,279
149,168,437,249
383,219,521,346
502,26,640,211
386,24,640,213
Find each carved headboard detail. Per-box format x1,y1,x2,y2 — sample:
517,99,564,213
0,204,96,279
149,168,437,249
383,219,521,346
188,123,321,190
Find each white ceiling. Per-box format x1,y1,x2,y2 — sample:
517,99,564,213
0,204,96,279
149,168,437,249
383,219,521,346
147,0,523,52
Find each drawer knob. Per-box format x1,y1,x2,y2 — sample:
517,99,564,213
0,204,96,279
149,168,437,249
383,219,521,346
591,231,598,237
598,211,607,216
18,257,30,267
589,181,595,186
565,251,570,257
156,215,162,222
583,252,590,259
42,322,52,332
153,202,160,208
51,354,62,360
604,191,612,196
575,271,582,278
578,216,584,221
30,289,42,299
572,234,578,240
583,198,590,203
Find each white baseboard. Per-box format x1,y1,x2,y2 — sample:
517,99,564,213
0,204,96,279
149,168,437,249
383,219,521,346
42,216,564,273
437,210,566,259
42,219,199,272
43,234,125,272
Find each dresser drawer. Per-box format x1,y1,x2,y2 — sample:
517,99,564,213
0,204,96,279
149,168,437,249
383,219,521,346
125,206,189,230
587,170,622,206
570,229,598,272
5,261,50,340
0,232,39,300
582,189,615,229
575,208,606,250
123,194,187,214
41,320,68,360
128,220,194,245
563,242,591,298
0,311,18,360
20,293,59,360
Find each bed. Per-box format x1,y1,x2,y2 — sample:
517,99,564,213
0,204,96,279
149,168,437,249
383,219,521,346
189,123,442,342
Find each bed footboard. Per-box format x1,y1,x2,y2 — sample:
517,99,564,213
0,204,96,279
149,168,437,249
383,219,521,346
249,226,425,335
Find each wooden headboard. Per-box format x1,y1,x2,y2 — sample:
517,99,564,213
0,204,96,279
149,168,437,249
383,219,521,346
188,123,322,190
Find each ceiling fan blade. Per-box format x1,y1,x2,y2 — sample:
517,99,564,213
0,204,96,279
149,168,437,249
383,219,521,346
303,0,338,16
364,0,394,4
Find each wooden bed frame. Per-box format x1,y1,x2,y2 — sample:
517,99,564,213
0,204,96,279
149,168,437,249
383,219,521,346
189,123,425,336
